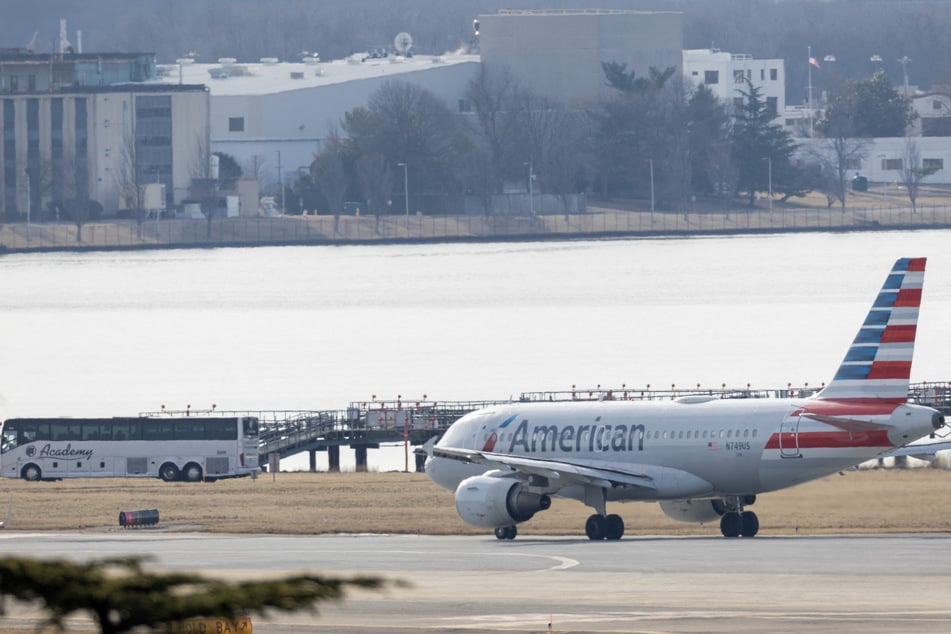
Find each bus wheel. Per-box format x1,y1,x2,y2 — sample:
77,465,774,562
184,463,203,482
159,463,180,482
22,464,42,481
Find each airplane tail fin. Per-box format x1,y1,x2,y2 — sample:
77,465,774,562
815,257,925,403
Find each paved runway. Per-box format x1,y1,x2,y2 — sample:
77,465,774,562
2,531,951,632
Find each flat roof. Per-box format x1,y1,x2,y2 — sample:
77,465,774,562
153,53,480,96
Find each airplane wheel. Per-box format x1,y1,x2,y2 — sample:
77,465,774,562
741,511,759,537
720,512,742,538
585,514,607,540
605,514,625,540
494,526,517,540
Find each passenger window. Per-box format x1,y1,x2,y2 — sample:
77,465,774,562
752,429,758,438
727,430,733,438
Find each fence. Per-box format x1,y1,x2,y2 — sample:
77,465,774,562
2,204,951,252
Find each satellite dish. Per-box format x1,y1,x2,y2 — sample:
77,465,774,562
394,32,413,56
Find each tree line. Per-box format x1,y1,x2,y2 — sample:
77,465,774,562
286,62,915,218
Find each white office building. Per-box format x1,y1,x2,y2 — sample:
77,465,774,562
683,49,786,118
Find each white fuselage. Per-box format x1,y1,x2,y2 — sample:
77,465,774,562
426,397,939,502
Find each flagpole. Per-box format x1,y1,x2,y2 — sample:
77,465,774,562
808,45,813,136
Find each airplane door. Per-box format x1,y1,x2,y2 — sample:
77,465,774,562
779,416,801,458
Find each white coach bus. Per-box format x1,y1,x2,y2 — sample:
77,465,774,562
0,416,260,482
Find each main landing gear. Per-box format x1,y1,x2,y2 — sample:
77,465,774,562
718,495,759,537
585,513,625,540
494,525,517,540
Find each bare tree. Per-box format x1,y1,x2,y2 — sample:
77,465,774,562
464,65,523,197
901,137,939,213
63,152,91,242
190,134,219,239
808,136,870,213
313,131,349,233
355,152,393,232
114,120,149,238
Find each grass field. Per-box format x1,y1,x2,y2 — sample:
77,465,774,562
2,468,950,536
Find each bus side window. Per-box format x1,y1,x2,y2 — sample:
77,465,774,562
82,422,100,441
53,423,81,442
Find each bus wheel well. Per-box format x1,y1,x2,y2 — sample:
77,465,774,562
21,463,42,481
183,462,203,482
159,462,180,482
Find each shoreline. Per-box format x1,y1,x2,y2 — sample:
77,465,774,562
3,204,951,254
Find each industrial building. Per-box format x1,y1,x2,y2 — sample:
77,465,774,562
477,9,684,105
156,52,480,187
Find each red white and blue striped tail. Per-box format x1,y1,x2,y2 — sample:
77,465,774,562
816,257,925,403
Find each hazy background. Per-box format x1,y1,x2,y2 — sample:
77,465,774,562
3,1,951,106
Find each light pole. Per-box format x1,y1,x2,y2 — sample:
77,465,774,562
24,169,31,241
525,161,535,219
276,150,285,215
763,157,773,217
898,56,911,98
645,158,654,219
397,162,409,216
877,154,886,200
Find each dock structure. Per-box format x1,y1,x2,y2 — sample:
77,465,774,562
145,382,951,473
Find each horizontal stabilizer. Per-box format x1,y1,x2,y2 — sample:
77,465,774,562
801,412,890,433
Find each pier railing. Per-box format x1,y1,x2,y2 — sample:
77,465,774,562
145,381,951,461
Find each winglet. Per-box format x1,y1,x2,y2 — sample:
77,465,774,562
816,257,925,402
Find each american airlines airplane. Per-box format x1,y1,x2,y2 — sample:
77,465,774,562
425,257,944,540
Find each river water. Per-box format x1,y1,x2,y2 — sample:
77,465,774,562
2,230,950,469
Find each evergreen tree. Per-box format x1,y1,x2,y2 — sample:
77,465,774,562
818,70,916,138
0,556,385,634
732,78,800,206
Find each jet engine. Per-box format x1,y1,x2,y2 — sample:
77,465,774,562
454,473,551,528
659,499,726,524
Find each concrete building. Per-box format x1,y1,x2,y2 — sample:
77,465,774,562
477,9,684,106
156,53,480,187
683,49,786,118
0,52,208,218
910,92,951,137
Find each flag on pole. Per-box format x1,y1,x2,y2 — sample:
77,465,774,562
809,56,821,69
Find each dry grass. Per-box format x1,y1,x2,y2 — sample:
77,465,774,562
2,468,950,536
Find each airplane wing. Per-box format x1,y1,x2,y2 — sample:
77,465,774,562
432,446,657,490
884,440,951,461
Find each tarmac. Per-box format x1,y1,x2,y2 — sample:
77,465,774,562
2,531,950,632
